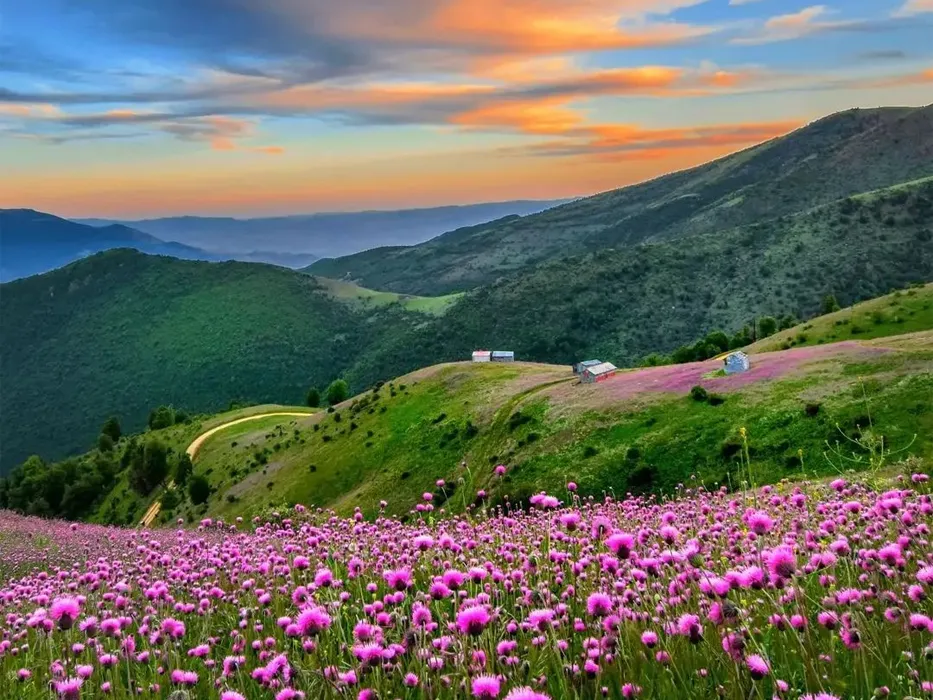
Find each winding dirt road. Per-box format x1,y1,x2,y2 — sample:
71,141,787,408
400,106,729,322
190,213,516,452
139,411,314,527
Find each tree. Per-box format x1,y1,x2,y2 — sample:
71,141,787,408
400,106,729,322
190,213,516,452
101,416,122,443
174,453,193,486
129,439,169,494
704,330,730,354
822,294,841,315
188,474,211,505
778,314,798,331
306,387,321,408
148,405,176,431
97,433,115,453
326,379,349,406
757,316,778,338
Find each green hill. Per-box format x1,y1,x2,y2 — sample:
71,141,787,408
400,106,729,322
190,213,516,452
745,282,933,353
308,105,933,295
0,250,434,472
163,332,933,523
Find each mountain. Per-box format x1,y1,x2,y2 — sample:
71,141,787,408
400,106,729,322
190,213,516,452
0,210,222,281
0,249,445,473
308,105,933,295
76,200,569,260
340,177,933,385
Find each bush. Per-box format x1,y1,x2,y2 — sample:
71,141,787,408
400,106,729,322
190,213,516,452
306,387,321,408
757,316,778,338
690,385,709,402
326,379,350,406
822,294,841,314
188,474,210,505
174,453,193,486
101,416,122,443
582,445,599,458
148,406,175,431
805,403,822,417
97,433,115,453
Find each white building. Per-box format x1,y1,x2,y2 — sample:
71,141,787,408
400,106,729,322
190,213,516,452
472,350,491,363
723,351,750,374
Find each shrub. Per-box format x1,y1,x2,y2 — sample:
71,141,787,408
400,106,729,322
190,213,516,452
805,403,822,417
187,475,210,505
326,379,350,406
690,385,709,402
101,416,122,443
582,445,599,458
147,406,175,431
306,387,321,408
97,433,115,453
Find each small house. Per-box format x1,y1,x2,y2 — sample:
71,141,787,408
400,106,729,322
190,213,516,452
723,351,750,375
491,350,515,363
472,350,491,363
573,359,602,375
581,361,617,384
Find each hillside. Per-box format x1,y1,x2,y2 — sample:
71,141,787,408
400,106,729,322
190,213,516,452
3,177,932,472
149,331,933,524
309,105,933,295
0,250,440,472
746,282,933,353
79,199,569,260
0,209,219,280
342,177,933,385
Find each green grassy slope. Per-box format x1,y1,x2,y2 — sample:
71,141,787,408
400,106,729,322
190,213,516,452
344,178,933,387
747,283,933,353
181,333,932,522
308,105,933,295
313,276,462,315
0,250,429,472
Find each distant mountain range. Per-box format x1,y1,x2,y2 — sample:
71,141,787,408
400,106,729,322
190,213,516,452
76,200,569,260
0,210,223,281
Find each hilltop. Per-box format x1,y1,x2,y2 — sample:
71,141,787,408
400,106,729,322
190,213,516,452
69,328,933,526
309,105,933,295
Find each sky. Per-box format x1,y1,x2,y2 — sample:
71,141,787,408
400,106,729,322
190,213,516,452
1,0,931,218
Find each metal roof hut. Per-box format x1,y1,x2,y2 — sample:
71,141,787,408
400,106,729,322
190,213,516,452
723,351,750,375
472,350,491,363
573,359,602,375
581,361,617,384
491,350,515,362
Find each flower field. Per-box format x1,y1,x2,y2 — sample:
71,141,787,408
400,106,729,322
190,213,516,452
2,475,933,700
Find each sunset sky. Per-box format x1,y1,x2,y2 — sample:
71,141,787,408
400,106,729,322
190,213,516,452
1,0,931,217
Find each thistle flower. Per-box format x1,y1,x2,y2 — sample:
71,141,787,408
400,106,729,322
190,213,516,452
472,675,501,699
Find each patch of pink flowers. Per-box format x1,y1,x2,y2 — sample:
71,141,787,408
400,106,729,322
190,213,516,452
1,475,932,699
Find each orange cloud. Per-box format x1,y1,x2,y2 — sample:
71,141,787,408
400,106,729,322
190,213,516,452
894,0,933,16
253,145,285,155
865,68,933,88
451,97,584,135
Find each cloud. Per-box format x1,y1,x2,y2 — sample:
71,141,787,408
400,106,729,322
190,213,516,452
893,0,933,16
857,50,908,61
733,5,861,44
494,119,802,160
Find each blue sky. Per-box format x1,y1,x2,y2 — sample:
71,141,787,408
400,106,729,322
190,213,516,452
1,0,931,217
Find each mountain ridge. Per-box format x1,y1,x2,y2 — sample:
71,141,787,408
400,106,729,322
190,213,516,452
308,104,933,295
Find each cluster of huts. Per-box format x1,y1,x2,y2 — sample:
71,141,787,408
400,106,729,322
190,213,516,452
471,350,515,363
573,359,617,384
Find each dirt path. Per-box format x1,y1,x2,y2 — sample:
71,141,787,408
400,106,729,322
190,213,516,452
139,412,314,528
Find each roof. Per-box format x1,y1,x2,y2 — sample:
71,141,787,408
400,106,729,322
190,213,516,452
472,350,491,356
584,362,617,376
726,351,749,360
491,350,514,356
578,359,602,367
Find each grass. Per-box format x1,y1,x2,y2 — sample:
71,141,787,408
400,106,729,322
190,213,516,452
313,276,462,315
184,333,933,521
747,282,933,352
